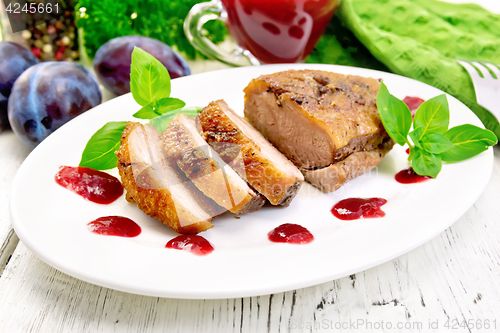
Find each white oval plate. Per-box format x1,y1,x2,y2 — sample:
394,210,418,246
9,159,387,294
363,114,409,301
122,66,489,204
10,64,493,299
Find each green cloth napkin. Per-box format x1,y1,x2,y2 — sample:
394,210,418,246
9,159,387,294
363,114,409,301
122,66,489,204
336,0,500,137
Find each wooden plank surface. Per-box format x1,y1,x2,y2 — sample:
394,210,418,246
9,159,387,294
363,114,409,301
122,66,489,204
1,147,498,332
0,131,32,274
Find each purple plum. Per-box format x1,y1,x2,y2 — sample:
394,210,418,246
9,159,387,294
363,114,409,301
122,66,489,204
8,62,102,146
0,41,39,130
93,35,191,95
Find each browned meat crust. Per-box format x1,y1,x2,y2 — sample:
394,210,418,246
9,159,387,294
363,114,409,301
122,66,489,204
302,140,394,193
244,69,393,169
197,100,304,206
116,122,222,234
163,114,265,214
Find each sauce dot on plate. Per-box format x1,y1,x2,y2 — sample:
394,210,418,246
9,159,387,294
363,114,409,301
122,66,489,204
55,166,123,204
395,167,432,184
88,216,141,237
268,223,314,244
331,198,387,220
166,235,214,255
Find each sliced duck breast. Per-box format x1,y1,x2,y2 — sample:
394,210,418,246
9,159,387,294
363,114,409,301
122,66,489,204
163,114,265,214
197,100,304,206
116,122,223,234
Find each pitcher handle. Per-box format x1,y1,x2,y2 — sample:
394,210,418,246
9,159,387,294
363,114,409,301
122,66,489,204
184,1,260,67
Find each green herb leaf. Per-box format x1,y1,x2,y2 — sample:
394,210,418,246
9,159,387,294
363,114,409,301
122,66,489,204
413,94,449,135
441,124,497,162
408,145,415,162
79,49,190,171
79,121,127,170
132,102,158,119
376,81,412,146
376,82,496,178
130,47,171,106
420,132,454,154
149,107,202,133
409,128,453,157
132,98,186,119
411,147,442,178
409,127,424,149
156,98,186,114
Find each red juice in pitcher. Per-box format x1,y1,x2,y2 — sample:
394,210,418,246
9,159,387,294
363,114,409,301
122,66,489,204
221,0,340,63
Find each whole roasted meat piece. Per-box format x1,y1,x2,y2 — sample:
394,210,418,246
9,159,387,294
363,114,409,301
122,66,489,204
244,69,394,192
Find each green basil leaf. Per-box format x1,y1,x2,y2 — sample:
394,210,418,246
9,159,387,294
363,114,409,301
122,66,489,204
149,107,203,133
409,127,424,149
156,98,186,114
420,132,454,154
411,147,442,178
132,98,187,119
130,47,171,106
407,145,415,162
413,94,449,135
441,124,497,163
79,121,127,170
376,81,412,146
133,102,158,119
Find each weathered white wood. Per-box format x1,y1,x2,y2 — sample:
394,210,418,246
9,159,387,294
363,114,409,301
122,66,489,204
0,147,499,332
0,131,32,273
0,229,18,276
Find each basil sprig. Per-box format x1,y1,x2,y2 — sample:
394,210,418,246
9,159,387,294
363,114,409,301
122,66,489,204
79,47,199,170
377,81,497,178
